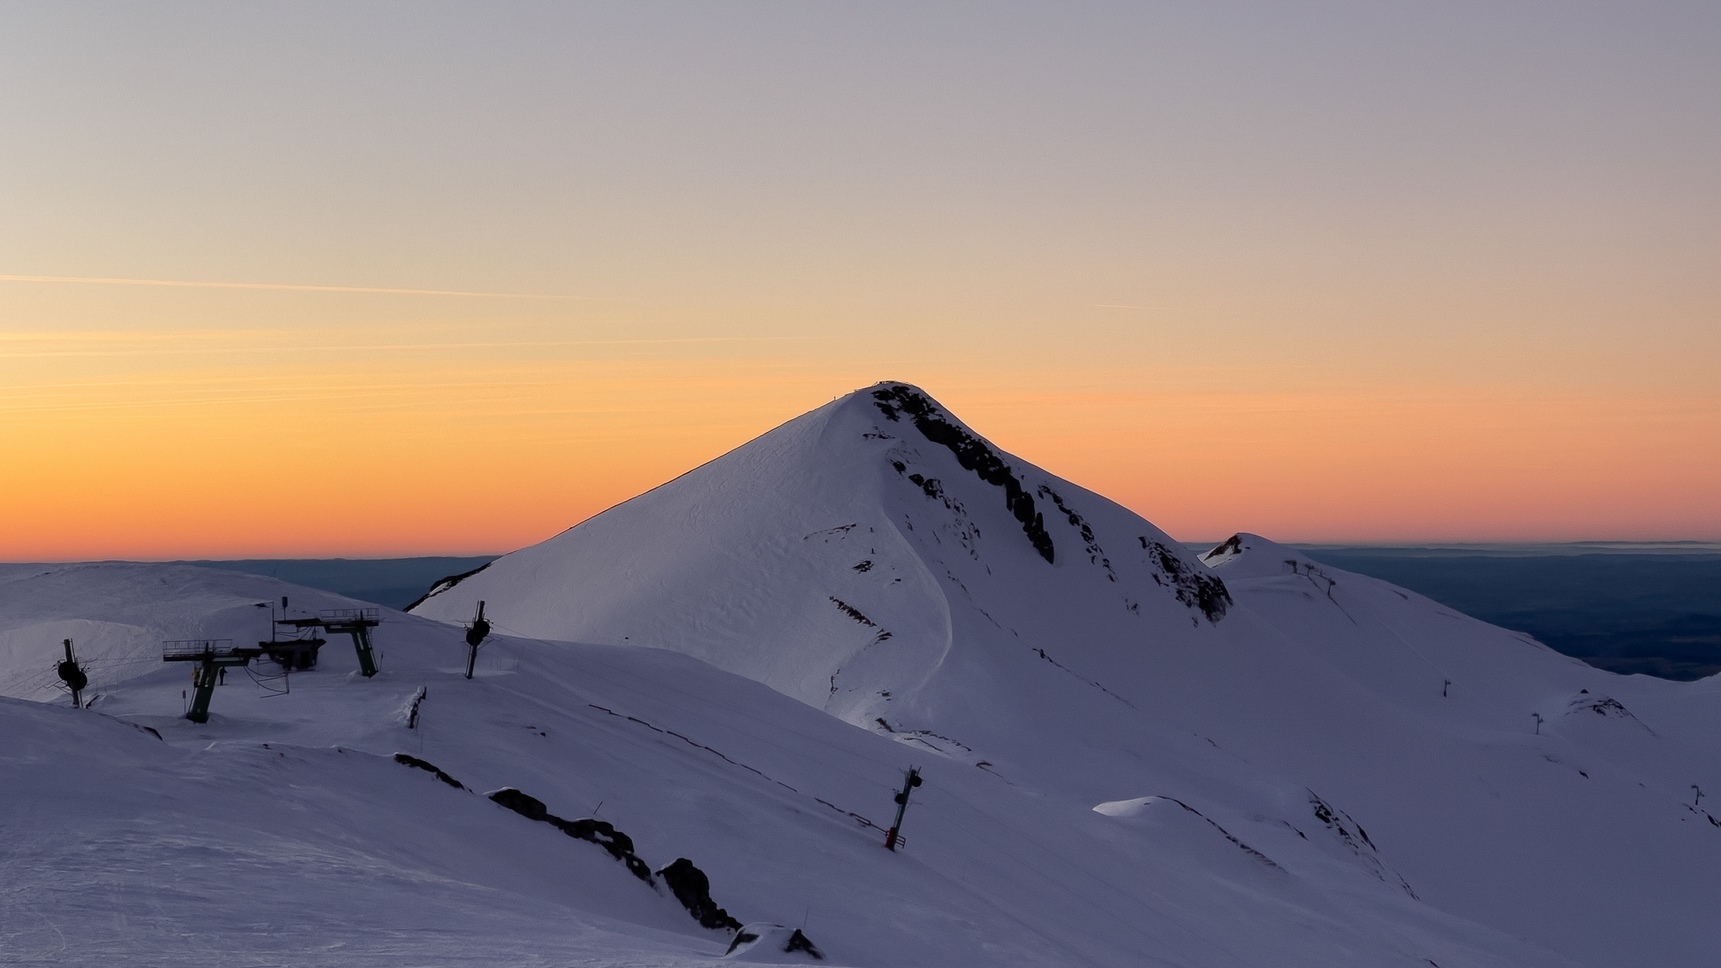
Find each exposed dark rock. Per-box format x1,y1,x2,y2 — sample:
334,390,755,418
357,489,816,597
488,786,548,820
393,752,465,790
724,924,825,960
1203,535,1245,561
1572,694,1631,717
784,929,824,959
550,817,636,856
1039,486,1116,582
1564,692,1655,733
1309,790,1417,898
907,473,945,500
657,858,744,931
487,787,656,884
890,459,982,558
872,385,1054,563
405,561,493,611
725,929,760,955
829,597,877,627
1140,537,1232,622
554,817,655,881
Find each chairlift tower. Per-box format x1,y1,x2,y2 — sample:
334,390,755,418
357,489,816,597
163,640,255,723
266,634,326,671
276,607,382,677
884,766,923,851
464,600,491,679
56,638,88,708
258,596,324,670
162,636,332,722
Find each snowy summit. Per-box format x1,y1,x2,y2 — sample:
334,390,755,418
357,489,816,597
3,382,1718,967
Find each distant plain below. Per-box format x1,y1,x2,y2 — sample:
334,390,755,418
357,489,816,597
160,543,1721,682
1287,543,1721,681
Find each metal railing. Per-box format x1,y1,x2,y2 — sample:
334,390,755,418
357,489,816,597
162,639,236,661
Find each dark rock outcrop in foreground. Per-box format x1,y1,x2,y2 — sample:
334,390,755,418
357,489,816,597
487,786,656,883
393,752,465,789
657,857,744,931
392,758,751,935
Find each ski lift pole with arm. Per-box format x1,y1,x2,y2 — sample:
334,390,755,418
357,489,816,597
884,766,923,851
464,601,491,679
56,639,88,708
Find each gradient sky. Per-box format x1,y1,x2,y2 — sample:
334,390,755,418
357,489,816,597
3,1,1718,560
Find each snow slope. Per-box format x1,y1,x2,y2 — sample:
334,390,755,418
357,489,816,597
4,383,1718,966
3,561,1566,968
411,383,1721,966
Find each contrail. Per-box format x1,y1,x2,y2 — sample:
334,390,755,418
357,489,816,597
0,274,586,300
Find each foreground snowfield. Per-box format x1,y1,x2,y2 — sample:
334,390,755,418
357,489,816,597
4,384,1718,967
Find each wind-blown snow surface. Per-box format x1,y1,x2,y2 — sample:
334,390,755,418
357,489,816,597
6,384,1719,967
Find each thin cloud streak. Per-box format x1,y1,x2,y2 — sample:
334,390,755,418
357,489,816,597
0,335,817,359
0,274,593,300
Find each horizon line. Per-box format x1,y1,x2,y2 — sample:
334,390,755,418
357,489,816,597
10,538,1721,565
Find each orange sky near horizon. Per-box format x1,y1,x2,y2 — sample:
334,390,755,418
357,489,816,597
4,274,1715,561
3,3,1718,560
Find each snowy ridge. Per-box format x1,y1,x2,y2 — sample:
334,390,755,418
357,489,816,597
4,383,1719,967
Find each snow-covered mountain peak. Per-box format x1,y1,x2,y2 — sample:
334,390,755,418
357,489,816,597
410,382,1232,718
7,384,1721,967
1200,531,1325,580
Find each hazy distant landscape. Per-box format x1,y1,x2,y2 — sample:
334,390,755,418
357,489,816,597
1293,544,1721,681
176,556,497,616
172,543,1721,681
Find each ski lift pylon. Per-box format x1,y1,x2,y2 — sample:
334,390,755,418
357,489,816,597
464,601,491,679
56,639,88,708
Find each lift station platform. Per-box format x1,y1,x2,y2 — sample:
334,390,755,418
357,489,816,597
162,638,323,723
161,608,382,722
276,608,381,677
